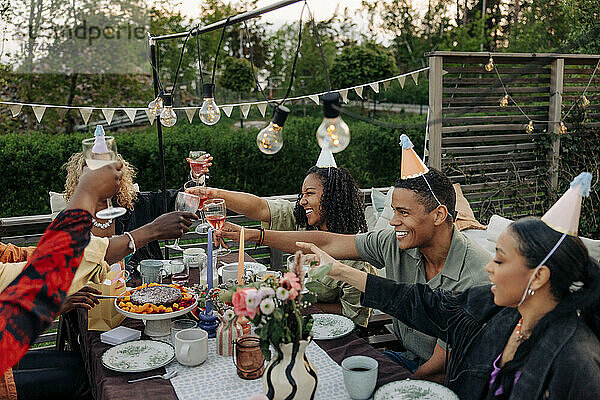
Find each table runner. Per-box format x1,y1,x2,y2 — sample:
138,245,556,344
164,339,349,400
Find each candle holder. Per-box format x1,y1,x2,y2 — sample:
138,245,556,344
197,307,219,338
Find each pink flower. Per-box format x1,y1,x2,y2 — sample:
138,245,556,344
280,272,301,300
232,288,258,319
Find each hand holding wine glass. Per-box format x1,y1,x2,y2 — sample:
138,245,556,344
166,191,202,251
203,198,230,255
186,151,212,184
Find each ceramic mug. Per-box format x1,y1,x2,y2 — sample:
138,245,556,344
183,248,204,269
139,259,167,285
174,328,209,366
341,356,378,400
221,264,239,284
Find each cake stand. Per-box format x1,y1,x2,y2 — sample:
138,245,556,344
114,298,198,337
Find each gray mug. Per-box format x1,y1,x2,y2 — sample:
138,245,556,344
139,259,167,285
341,356,378,400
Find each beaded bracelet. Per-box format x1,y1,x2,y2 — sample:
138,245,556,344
255,227,265,248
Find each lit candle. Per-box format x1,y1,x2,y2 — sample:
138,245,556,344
237,228,245,284
207,228,214,313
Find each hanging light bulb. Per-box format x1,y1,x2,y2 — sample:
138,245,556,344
148,90,164,118
160,94,177,127
525,120,534,134
198,83,221,125
581,94,590,109
499,94,509,108
316,93,350,153
257,105,290,155
484,56,495,72
559,121,568,135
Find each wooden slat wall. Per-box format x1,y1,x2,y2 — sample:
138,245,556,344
430,52,600,223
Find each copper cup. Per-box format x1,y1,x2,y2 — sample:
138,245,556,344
233,334,265,380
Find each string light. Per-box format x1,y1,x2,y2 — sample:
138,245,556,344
148,90,164,118
160,94,177,127
316,93,350,153
525,120,534,134
499,94,509,108
485,56,495,72
257,105,289,155
580,95,590,109
199,84,221,125
559,121,568,135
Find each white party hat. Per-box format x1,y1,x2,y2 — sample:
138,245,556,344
316,148,337,168
542,172,592,236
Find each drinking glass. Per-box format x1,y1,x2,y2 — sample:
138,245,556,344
82,136,127,219
187,150,208,185
203,198,230,255
184,180,210,233
166,191,201,251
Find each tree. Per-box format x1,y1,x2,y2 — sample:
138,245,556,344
220,56,255,127
330,43,397,90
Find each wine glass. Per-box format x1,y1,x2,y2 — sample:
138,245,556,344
82,136,127,219
183,180,210,233
165,191,201,251
187,150,208,185
203,198,230,256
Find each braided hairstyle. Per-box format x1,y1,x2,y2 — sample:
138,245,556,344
490,217,600,399
293,166,368,234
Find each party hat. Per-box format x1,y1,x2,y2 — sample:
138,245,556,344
400,134,429,179
542,172,592,236
92,125,109,153
316,148,337,168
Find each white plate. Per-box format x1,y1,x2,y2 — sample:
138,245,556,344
101,340,175,373
311,313,355,340
374,379,459,400
217,262,267,277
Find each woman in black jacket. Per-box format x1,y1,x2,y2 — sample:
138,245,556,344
300,217,600,399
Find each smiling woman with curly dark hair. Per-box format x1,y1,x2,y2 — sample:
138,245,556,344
195,163,375,326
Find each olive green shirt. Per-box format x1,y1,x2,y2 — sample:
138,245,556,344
355,227,491,361
262,199,374,327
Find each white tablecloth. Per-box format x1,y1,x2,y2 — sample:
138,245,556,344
165,338,349,400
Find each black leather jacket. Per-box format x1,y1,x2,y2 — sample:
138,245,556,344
362,274,600,400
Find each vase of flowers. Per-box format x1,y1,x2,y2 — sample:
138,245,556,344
216,309,243,356
221,252,317,400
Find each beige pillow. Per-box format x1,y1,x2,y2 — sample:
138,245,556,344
49,191,67,218
453,183,486,231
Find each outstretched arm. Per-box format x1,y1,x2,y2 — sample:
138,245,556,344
186,187,271,223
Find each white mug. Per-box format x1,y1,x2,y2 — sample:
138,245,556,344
184,248,204,269
221,264,239,284
174,328,208,366
341,356,378,400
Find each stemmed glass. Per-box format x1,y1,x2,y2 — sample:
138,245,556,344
165,191,201,251
184,180,210,233
203,198,230,256
82,136,127,219
187,150,209,185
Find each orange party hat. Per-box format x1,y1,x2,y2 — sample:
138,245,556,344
541,172,592,236
400,134,429,179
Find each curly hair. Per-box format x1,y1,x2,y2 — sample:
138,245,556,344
293,166,368,234
63,152,138,210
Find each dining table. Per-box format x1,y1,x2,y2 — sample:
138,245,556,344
73,251,412,400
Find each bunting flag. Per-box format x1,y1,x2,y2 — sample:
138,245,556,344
240,104,251,118
8,104,23,117
339,89,349,103
144,108,156,125
56,108,68,118
124,108,137,123
32,106,46,123
184,108,196,123
411,71,419,85
222,105,233,118
257,102,268,117
101,108,115,125
354,86,364,99
79,107,94,125
383,81,391,91
309,94,320,105
369,82,380,93
398,75,406,88
442,69,448,76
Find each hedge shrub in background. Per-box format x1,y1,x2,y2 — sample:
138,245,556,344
0,114,426,217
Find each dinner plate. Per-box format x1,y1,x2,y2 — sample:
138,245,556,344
373,379,459,400
311,313,355,340
101,340,175,373
217,262,267,276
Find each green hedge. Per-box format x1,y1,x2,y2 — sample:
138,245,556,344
0,114,426,217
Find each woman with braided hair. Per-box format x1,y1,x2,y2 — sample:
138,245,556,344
191,160,375,326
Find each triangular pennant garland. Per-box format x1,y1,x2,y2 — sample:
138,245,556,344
124,108,137,123
79,107,94,125
184,108,196,123
309,94,320,105
56,108,68,118
32,106,47,123
101,108,115,125
339,89,349,104
257,102,268,117
442,69,448,76
354,86,364,99
8,104,23,117
398,76,406,88
240,104,251,119
369,82,380,93
144,108,156,125
222,105,233,118
411,71,419,85
383,81,391,91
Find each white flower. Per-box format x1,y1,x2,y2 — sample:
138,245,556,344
245,288,260,308
276,287,289,301
223,309,235,322
260,298,275,315
258,287,275,298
